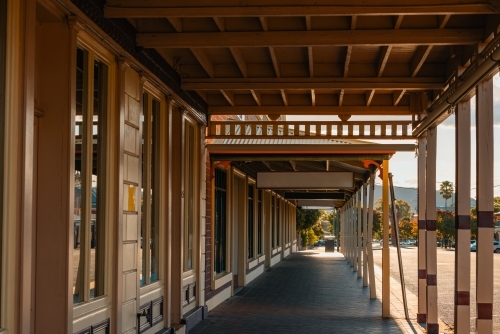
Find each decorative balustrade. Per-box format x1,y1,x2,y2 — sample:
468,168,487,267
208,120,414,140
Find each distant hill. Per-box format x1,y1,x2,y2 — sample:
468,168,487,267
373,185,476,211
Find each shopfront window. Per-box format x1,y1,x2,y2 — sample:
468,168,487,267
140,93,161,286
214,168,227,275
73,47,108,303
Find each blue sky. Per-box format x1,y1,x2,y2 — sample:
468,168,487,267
288,74,500,197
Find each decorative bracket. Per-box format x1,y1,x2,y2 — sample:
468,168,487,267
211,161,231,180
362,159,383,179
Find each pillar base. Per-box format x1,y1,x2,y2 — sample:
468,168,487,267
416,313,426,323
426,323,439,334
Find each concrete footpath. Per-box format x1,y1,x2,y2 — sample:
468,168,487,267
190,250,428,333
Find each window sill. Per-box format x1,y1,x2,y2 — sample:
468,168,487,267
212,272,233,290
140,280,163,295
258,254,266,264
246,258,259,270
73,296,110,319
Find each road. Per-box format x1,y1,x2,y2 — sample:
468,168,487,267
372,244,500,333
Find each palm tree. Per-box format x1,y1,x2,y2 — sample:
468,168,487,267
439,181,454,210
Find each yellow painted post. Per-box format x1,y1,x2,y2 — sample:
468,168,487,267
382,159,390,317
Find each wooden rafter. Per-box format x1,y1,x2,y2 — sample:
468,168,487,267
410,14,451,77
366,90,375,106
137,29,483,48
280,90,288,106
182,77,445,90
377,46,392,77
220,90,235,106
208,105,411,115
105,2,499,17
250,90,261,106
393,90,406,106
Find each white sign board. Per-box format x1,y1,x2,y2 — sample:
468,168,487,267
257,172,354,190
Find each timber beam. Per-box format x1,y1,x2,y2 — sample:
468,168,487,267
284,192,345,200
182,77,445,91
137,29,483,48
105,3,499,18
208,105,411,116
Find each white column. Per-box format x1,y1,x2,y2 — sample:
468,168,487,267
475,78,494,333
367,173,376,298
426,128,438,334
454,100,471,334
417,135,427,323
382,160,390,317
357,190,362,276
363,182,369,287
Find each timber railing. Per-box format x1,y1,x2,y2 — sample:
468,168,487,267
207,120,413,140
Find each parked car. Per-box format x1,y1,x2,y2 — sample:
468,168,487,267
470,241,500,253
494,241,500,253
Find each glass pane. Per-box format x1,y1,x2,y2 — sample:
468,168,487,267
73,48,87,304
91,58,107,299
271,196,275,248
140,93,148,286
185,124,195,271
258,190,262,255
215,168,227,274
150,99,160,283
247,184,254,259
277,199,280,246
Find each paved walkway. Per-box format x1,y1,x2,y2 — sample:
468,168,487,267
191,250,423,334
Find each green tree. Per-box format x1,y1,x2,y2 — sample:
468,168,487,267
296,209,325,246
436,210,455,247
399,217,415,240
395,199,412,220
439,181,454,210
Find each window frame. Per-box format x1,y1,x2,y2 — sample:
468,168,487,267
247,182,255,261
183,115,199,274
139,90,163,288
73,34,116,317
213,167,229,278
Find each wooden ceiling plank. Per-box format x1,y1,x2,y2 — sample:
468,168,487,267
377,45,392,77
339,89,344,106
190,48,214,78
137,29,484,48
104,4,499,17
220,90,235,106
311,89,316,106
250,90,262,106
208,105,411,115
366,90,375,106
410,45,433,77
280,89,288,106
393,89,406,106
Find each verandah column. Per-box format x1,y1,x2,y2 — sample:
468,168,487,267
426,128,438,334
357,189,362,277
382,159,390,317
363,182,368,287
454,100,471,334
367,173,376,298
475,77,494,333
417,135,427,323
